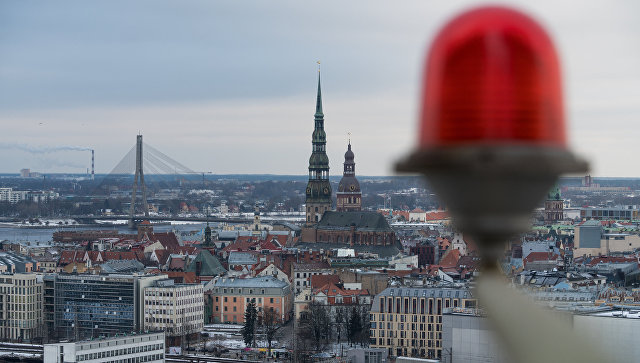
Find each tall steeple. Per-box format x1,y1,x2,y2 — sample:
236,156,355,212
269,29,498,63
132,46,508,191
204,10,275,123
305,65,332,225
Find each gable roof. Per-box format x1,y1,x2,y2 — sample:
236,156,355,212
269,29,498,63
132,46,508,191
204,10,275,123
150,232,180,251
439,249,461,267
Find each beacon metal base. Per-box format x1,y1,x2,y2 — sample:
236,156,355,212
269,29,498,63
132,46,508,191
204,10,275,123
396,145,588,266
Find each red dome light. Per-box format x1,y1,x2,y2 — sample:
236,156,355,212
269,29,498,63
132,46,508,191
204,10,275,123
419,6,565,148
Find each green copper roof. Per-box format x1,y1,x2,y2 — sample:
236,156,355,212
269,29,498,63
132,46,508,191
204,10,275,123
186,250,226,276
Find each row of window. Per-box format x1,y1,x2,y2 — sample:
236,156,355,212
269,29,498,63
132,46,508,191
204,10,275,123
372,313,442,324
144,289,202,297
76,344,163,361
372,338,441,348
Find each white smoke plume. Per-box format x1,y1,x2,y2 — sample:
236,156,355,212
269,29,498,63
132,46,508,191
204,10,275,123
0,143,92,153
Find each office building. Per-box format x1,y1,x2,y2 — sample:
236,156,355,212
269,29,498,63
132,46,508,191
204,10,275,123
44,273,165,340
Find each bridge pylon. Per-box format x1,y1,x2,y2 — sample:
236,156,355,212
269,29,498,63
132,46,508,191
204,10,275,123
129,135,149,228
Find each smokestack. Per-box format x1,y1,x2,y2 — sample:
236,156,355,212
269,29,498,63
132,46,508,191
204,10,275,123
91,149,95,180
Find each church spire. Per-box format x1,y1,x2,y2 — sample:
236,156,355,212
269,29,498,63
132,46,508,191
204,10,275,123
305,63,332,225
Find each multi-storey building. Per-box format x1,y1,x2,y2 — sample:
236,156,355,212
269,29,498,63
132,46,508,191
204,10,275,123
369,287,477,360
143,279,204,345
206,275,292,324
44,273,165,340
0,273,43,341
44,332,165,363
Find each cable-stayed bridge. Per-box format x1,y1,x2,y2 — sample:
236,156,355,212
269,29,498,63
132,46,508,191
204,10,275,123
99,135,210,227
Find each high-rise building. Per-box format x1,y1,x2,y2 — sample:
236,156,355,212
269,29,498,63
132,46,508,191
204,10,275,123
305,70,332,225
336,141,362,211
0,273,43,341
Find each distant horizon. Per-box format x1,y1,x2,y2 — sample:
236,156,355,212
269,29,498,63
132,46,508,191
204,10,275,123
0,172,634,180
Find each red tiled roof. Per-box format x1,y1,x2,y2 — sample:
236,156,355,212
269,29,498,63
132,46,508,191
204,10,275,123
587,256,637,267
168,256,186,271
166,271,196,284
437,237,450,249
425,211,449,221
59,250,83,265
439,249,461,267
154,249,171,265
315,282,369,297
149,232,180,252
98,251,137,261
523,252,559,265
264,234,288,247
222,238,259,252
310,274,340,289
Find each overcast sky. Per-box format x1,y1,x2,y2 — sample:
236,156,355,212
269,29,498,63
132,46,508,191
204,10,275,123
1,0,639,176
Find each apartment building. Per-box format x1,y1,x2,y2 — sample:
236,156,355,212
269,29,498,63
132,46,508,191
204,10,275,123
369,287,477,360
0,273,43,341
293,261,332,294
206,275,292,323
143,279,204,344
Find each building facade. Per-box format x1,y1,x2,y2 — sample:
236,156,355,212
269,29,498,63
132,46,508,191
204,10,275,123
44,273,165,340
206,275,292,324
336,142,362,212
302,211,396,246
369,287,477,360
44,331,165,363
0,273,43,341
143,279,204,344
305,71,332,225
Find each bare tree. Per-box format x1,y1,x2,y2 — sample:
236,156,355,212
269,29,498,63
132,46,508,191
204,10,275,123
334,307,346,343
298,301,330,352
262,307,281,358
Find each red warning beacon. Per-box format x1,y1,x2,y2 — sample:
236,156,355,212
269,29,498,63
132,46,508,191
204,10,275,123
419,6,566,149
397,6,587,265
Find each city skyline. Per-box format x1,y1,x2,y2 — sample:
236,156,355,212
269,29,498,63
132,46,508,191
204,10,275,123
1,0,640,176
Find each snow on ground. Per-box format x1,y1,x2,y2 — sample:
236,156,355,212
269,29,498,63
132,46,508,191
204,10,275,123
210,338,246,350
205,324,243,330
0,352,41,357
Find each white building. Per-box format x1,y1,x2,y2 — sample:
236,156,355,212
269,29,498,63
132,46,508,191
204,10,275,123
143,279,204,338
0,187,58,204
256,263,290,283
44,331,165,363
0,273,43,341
